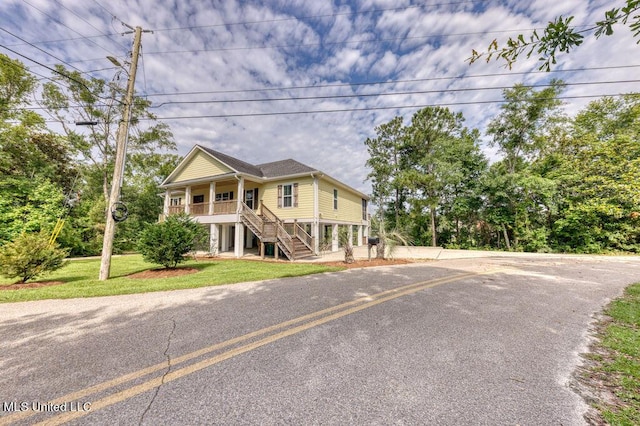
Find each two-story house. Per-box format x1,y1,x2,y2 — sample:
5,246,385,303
160,145,370,260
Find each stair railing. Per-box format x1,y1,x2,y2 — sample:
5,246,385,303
239,201,264,238
261,204,295,259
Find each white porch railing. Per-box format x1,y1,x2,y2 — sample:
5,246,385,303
167,200,238,216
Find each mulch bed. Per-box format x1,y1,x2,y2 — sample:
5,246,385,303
0,281,65,290
127,267,199,279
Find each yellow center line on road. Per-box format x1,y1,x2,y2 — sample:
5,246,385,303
3,269,501,425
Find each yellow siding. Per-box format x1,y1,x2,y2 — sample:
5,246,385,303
261,177,314,220
190,184,210,203
171,151,232,183
318,179,364,223
215,182,238,197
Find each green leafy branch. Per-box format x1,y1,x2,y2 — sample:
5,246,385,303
468,1,640,71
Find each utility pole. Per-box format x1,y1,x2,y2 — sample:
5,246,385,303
99,26,143,280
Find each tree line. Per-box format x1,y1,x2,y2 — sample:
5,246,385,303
366,81,640,253
1,53,639,258
0,54,180,256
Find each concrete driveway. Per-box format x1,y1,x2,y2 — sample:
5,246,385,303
1,252,639,425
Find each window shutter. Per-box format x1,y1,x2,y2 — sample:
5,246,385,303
293,183,298,207
254,188,259,210
277,185,282,208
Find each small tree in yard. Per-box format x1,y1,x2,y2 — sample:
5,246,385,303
137,214,207,269
338,227,355,264
0,231,69,283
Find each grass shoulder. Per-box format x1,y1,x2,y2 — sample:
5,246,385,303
582,283,640,425
0,255,344,303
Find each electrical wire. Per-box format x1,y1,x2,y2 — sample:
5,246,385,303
51,0,129,51
150,1,478,33
0,43,124,105
13,75,640,113
0,27,87,75
143,93,634,121
34,92,630,123
21,0,124,62
144,79,640,109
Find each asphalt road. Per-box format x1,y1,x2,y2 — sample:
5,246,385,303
1,254,640,425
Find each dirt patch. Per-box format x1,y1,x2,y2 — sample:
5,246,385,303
0,281,65,290
318,258,417,268
127,267,199,279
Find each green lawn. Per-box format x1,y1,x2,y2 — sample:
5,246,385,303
0,255,343,303
589,283,640,425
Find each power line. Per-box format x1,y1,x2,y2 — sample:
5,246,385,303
100,93,633,122
142,64,640,98
150,1,477,33
3,1,473,49
0,43,124,105
0,27,87,75
13,64,640,113
90,0,122,24
144,26,549,55
51,0,129,51
146,79,640,109
20,0,123,64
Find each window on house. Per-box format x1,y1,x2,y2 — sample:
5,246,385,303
278,183,297,208
283,184,293,207
193,195,205,204
333,189,338,210
245,189,254,209
362,199,368,220
215,191,234,201
170,197,182,206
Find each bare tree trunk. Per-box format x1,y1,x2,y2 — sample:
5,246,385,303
502,224,511,251
430,207,437,247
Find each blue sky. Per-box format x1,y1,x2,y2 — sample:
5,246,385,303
1,0,639,193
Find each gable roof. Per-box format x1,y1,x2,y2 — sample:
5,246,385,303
198,146,264,177
257,159,317,178
161,144,368,199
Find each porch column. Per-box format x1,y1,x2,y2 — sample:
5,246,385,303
313,175,319,254
185,186,192,214
209,224,219,255
332,224,339,252
208,182,216,215
357,225,363,247
234,224,244,257
221,225,229,252
163,190,170,216
236,176,245,212
348,225,353,248
313,223,320,254
245,227,253,249
235,176,245,258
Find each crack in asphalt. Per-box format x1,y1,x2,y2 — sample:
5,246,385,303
139,319,176,426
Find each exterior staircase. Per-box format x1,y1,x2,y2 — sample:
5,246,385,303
239,202,315,260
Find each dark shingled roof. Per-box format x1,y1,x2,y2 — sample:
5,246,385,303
198,145,264,177
256,159,317,178
199,145,318,178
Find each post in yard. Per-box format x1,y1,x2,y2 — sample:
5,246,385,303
99,26,143,281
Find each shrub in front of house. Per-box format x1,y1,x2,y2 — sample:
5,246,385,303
137,214,207,269
0,231,69,283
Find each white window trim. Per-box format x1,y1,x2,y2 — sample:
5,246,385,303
282,183,295,208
